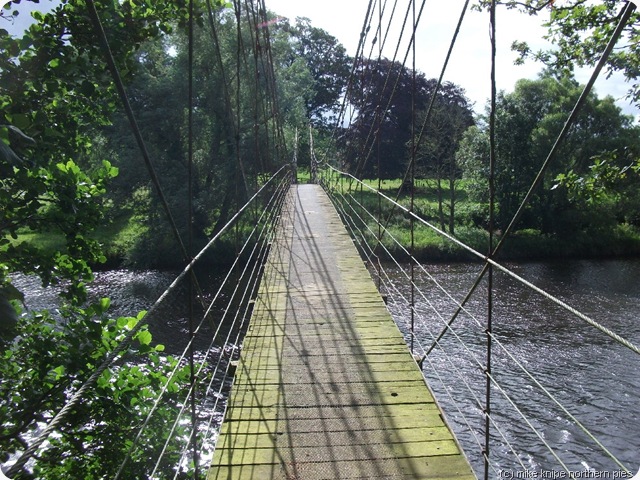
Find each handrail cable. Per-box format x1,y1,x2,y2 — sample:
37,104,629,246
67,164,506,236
327,179,621,473
115,172,291,478
158,219,275,478
329,183,526,473
338,186,482,328
149,175,291,477
336,189,487,363
172,222,278,478
324,166,640,357
6,165,290,478
187,178,291,463
335,190,486,369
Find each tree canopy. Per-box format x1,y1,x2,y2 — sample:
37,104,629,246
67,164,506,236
480,0,640,107
341,58,474,180
457,70,640,235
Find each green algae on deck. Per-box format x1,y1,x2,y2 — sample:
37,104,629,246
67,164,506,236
207,184,475,480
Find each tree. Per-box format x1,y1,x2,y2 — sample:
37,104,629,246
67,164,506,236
341,58,474,187
479,1,640,107
342,58,431,179
285,17,351,129
457,71,640,236
414,81,474,234
0,1,212,477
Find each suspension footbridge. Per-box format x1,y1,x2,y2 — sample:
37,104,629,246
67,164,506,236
208,184,474,479
3,0,640,479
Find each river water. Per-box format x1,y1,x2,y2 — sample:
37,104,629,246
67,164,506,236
380,259,640,478
11,259,640,478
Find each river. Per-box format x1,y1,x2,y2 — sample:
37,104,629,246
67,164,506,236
381,259,640,477
11,258,640,478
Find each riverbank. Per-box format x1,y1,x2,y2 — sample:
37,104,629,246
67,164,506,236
327,177,640,264
6,179,640,269
373,222,640,263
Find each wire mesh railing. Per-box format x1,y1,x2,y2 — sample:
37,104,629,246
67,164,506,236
320,164,639,478
5,166,293,480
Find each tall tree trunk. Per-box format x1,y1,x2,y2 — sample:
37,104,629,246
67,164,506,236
437,176,446,232
448,176,456,235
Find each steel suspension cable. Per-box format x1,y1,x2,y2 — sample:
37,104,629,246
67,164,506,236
352,0,438,181
85,1,186,272
187,0,199,476
423,0,638,359
349,0,416,179
365,0,471,250
332,0,378,138
484,0,498,476
410,0,417,356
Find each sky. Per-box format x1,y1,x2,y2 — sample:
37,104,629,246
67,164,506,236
265,0,640,119
2,0,639,118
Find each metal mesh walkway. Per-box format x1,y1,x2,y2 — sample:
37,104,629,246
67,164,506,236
207,184,475,479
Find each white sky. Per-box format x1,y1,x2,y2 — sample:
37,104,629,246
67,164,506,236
3,0,638,118
265,0,640,119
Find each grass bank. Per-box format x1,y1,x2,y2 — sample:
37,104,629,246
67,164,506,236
325,177,640,263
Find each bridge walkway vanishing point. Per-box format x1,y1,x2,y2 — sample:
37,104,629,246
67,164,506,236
207,184,475,479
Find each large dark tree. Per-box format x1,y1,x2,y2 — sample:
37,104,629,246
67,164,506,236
342,58,473,181
342,58,428,179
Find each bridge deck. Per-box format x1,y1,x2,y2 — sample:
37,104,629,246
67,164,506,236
207,184,475,479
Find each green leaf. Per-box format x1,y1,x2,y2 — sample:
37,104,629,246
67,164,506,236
137,330,152,346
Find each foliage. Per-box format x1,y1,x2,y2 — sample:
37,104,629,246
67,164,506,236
477,0,640,107
0,1,217,477
457,70,640,235
554,149,640,225
341,58,474,181
278,17,351,129
0,300,192,479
